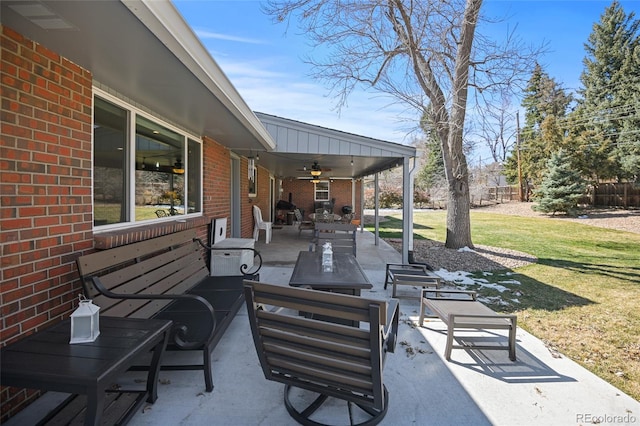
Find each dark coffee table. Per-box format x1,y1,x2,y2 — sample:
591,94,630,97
1,316,172,426
289,251,372,296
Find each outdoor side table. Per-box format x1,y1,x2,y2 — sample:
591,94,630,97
1,316,172,426
384,263,442,297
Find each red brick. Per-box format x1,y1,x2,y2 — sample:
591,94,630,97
21,313,50,332
33,216,59,227
2,284,34,303
0,217,32,230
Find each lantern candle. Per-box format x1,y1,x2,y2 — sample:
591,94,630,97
70,295,101,344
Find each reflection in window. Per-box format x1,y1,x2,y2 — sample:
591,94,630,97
135,116,185,221
93,98,127,226
92,94,202,227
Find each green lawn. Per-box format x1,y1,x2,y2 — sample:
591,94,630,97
373,211,640,401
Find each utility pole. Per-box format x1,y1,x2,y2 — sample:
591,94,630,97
516,111,524,202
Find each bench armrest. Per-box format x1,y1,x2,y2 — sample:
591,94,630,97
381,299,400,354
194,237,263,276
91,276,216,350
422,288,477,300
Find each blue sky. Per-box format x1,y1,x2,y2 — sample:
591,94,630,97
173,0,639,161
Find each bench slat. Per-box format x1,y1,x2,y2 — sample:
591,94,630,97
77,230,198,277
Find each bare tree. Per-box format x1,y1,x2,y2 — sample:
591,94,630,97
475,89,517,164
264,0,538,248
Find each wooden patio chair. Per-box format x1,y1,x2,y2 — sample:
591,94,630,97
294,208,314,237
312,222,357,256
243,280,399,426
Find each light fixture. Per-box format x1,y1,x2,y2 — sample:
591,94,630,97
310,161,322,176
350,156,354,166
172,158,185,174
310,178,321,184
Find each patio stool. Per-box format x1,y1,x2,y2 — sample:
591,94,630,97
384,263,442,298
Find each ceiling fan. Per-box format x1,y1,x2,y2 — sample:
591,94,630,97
296,161,331,174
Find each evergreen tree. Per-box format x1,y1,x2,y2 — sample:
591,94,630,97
505,64,571,187
533,150,586,216
416,112,446,188
569,1,640,182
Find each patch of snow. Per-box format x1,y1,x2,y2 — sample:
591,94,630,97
458,246,475,253
434,269,520,293
578,215,589,219
498,279,522,286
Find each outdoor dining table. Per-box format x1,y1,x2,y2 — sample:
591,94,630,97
289,250,372,296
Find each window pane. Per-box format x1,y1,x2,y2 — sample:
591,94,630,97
135,115,185,220
187,138,201,213
93,98,127,226
315,181,330,201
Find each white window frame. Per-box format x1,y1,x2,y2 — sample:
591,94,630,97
92,88,203,231
314,181,330,201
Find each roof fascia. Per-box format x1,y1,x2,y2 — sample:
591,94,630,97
122,0,275,151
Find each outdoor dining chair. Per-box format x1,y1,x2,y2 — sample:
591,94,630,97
243,280,399,426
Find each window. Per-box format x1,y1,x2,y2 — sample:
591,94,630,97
93,93,202,228
314,181,330,201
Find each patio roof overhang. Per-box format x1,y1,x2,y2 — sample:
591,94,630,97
251,112,417,180
1,0,275,152
2,0,416,180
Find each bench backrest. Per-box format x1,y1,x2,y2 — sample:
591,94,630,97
243,280,392,411
76,229,208,318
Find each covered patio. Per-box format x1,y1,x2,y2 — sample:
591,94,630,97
7,226,639,426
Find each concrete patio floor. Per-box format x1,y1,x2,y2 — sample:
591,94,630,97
8,225,639,425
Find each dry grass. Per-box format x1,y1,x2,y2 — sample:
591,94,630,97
377,209,640,400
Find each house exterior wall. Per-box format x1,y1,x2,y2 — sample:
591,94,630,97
1,25,94,419
0,26,257,421
281,178,362,220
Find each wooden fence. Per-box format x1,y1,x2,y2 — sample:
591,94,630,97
487,186,520,203
486,183,640,208
580,183,640,208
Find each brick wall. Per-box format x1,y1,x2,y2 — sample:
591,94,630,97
1,25,94,420
202,135,231,222
281,178,362,219
0,24,272,422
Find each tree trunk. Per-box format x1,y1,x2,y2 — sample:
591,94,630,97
446,176,472,249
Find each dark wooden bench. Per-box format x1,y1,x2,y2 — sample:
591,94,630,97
76,229,261,392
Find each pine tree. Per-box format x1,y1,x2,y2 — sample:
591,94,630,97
533,150,586,216
416,108,446,189
505,64,571,187
569,1,640,181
